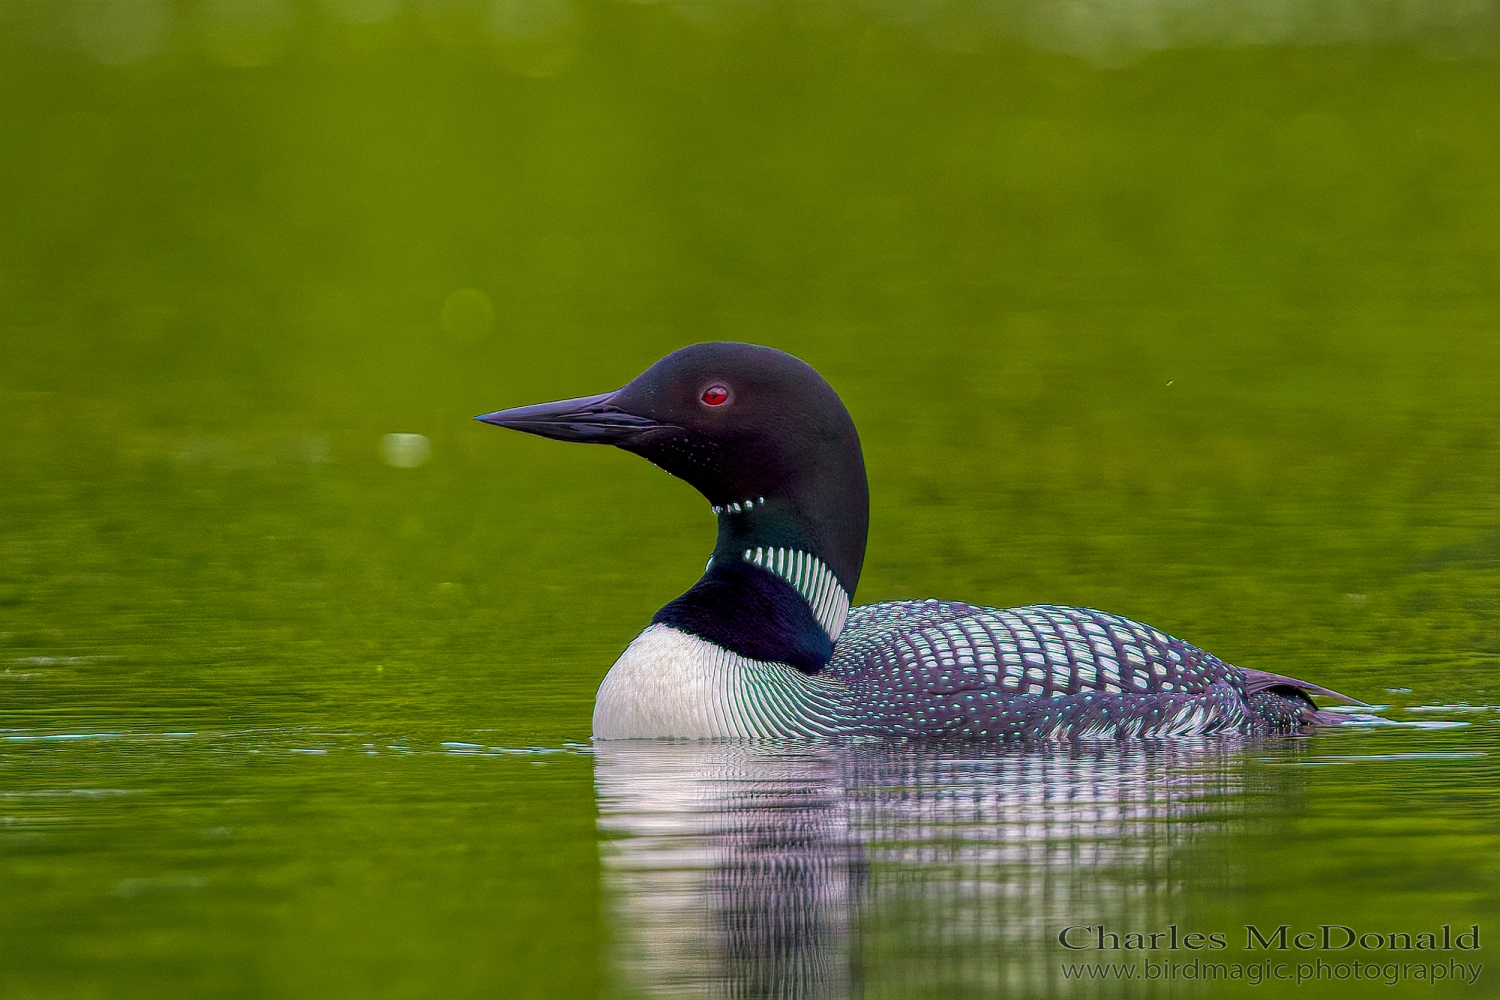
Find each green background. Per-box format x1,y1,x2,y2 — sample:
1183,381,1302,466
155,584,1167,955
1,1,1496,997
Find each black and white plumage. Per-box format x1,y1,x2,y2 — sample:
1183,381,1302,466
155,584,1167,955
826,600,1346,739
478,342,1359,740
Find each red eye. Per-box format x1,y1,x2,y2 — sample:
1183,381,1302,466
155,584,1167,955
701,385,729,406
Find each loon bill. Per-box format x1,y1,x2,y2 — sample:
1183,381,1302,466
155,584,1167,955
477,342,1361,741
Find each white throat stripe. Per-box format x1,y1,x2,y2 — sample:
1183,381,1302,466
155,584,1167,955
743,546,850,642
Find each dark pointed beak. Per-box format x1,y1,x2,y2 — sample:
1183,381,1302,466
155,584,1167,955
475,391,671,445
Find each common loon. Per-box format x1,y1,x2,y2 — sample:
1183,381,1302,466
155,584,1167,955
478,342,1358,740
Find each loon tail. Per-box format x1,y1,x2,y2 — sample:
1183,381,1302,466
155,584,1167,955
1243,667,1366,727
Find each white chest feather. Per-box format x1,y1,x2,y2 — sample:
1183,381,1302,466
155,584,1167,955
592,624,848,739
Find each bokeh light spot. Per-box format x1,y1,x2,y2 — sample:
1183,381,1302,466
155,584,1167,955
199,0,294,68
76,0,174,66
380,433,431,468
489,0,574,42
322,0,403,25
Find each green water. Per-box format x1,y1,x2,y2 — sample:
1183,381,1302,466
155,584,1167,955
1,2,1497,997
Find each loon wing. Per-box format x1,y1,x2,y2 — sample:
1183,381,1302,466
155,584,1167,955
827,601,1341,739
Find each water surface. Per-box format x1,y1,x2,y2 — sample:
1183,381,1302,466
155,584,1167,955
1,2,1497,997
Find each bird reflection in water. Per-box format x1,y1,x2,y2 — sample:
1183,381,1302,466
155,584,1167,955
594,740,1255,998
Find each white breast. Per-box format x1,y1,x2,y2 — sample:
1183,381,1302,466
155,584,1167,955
592,624,849,739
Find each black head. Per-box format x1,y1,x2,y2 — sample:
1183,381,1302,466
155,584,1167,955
478,341,870,617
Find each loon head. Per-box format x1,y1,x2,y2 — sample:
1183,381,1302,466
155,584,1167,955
477,342,869,672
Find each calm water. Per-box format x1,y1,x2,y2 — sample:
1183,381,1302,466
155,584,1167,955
1,2,1497,997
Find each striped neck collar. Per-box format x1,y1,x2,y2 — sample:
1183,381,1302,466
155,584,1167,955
650,495,858,674
739,545,850,643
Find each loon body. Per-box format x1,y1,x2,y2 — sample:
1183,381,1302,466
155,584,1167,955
479,342,1356,740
